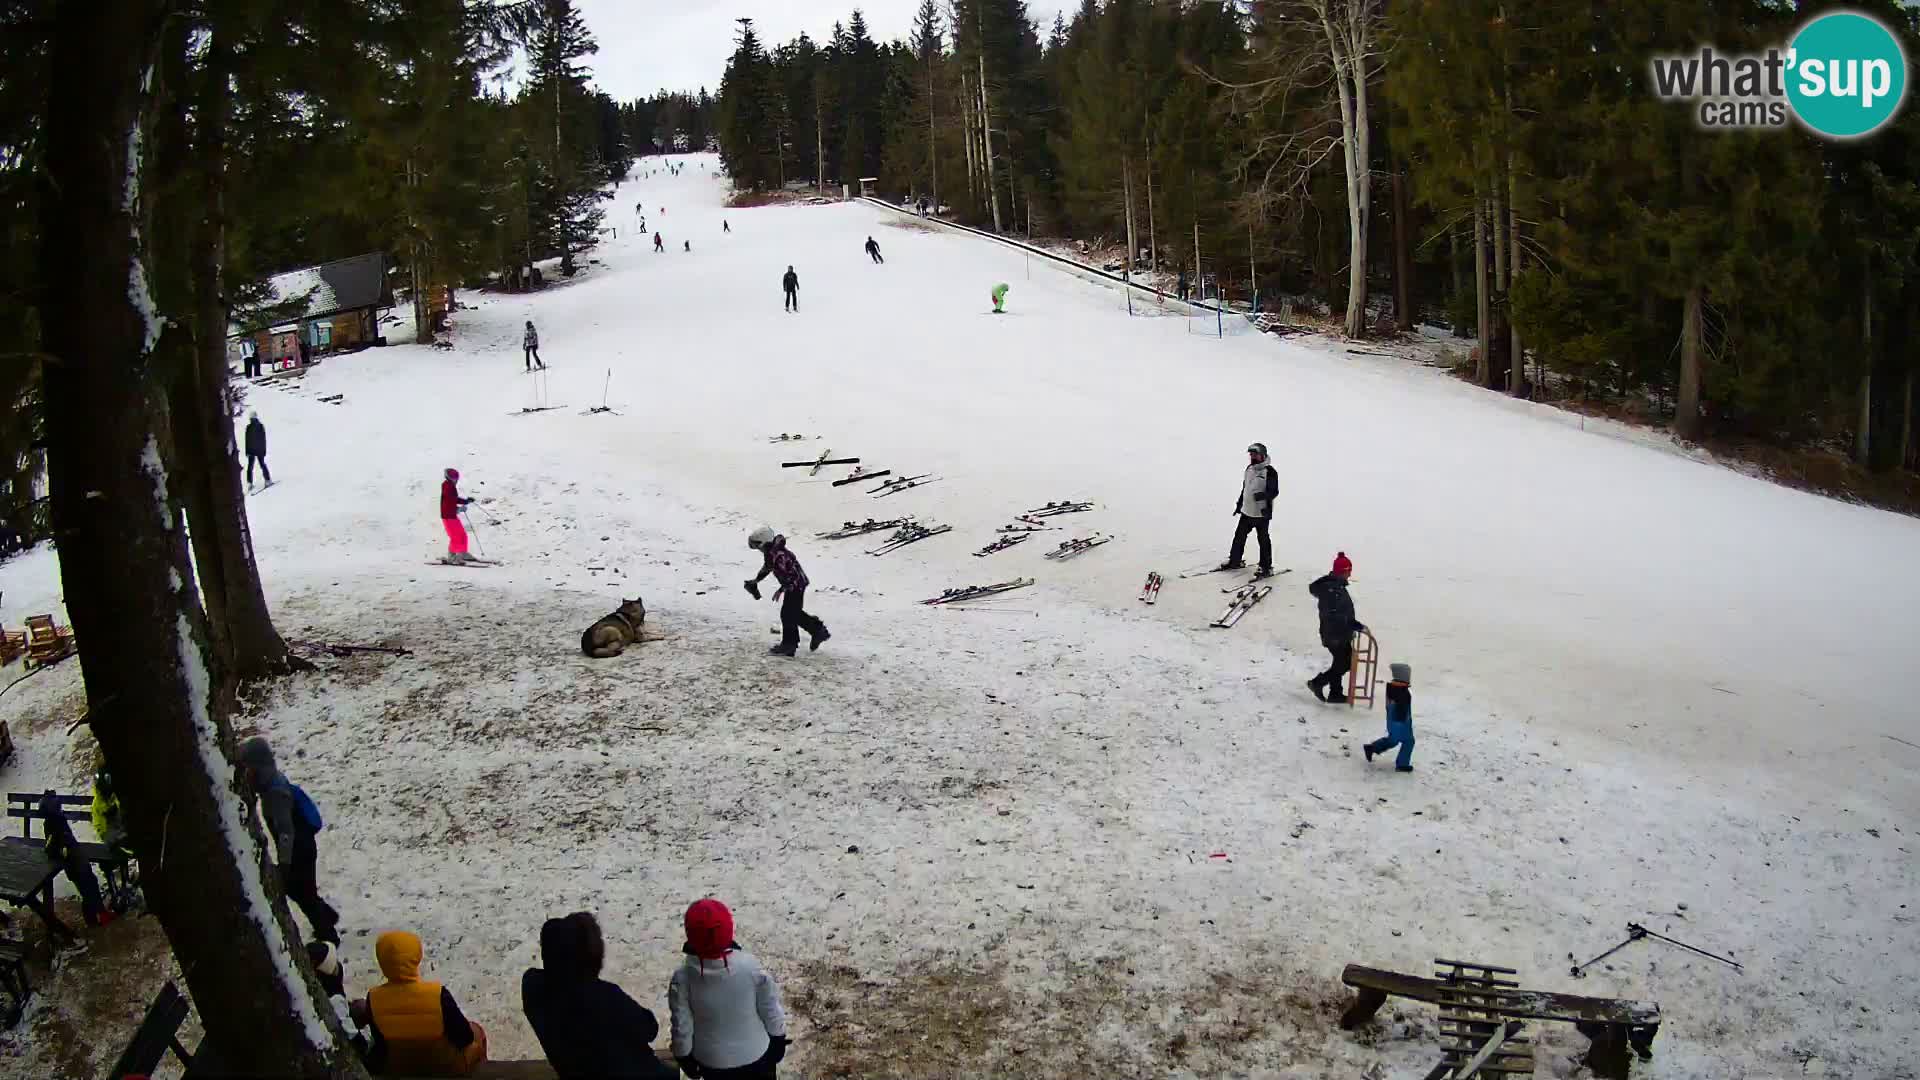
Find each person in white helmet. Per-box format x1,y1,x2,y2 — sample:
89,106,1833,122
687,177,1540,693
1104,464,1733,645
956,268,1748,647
1219,442,1279,577
744,526,828,656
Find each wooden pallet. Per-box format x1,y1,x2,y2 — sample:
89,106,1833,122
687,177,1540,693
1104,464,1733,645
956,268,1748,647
1428,959,1534,1078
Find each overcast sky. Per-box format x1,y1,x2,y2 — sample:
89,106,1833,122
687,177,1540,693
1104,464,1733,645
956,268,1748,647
573,1,1074,101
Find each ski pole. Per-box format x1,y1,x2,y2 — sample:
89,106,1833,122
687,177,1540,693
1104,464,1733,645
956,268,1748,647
1570,925,1647,978
462,511,487,558
1632,923,1742,972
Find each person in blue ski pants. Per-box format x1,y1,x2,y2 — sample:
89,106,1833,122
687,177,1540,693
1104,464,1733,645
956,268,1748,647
1364,662,1416,772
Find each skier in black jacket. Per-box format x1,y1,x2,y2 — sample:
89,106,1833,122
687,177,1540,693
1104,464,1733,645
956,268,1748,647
782,266,799,311
1307,551,1365,703
864,236,883,264
245,412,271,488
1218,442,1279,576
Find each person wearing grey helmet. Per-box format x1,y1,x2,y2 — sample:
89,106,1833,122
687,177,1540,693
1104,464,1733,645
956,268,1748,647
1218,442,1279,577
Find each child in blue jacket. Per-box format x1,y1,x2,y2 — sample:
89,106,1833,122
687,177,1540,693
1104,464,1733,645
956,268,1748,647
1364,662,1415,772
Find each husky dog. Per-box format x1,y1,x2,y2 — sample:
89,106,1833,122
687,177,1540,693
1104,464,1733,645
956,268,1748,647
580,598,647,657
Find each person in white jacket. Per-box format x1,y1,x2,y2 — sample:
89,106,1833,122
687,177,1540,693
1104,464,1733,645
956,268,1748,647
668,899,789,1078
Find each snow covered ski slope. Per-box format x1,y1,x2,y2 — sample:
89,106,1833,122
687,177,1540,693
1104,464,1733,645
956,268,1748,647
2,154,1915,1078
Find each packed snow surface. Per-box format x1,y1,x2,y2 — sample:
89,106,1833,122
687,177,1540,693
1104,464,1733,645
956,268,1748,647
3,154,1915,1078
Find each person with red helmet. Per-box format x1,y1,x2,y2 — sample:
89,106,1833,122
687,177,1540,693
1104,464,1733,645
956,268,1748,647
1307,551,1366,703
440,469,475,564
668,899,789,1078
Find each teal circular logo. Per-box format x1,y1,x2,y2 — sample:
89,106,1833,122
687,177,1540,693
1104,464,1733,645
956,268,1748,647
1786,11,1908,139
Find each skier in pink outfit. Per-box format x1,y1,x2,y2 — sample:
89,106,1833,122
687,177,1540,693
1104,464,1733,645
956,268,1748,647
440,468,474,563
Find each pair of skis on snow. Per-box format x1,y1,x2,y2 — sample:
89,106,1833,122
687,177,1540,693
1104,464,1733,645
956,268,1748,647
866,522,952,555
1044,533,1112,560
920,577,1034,605
780,448,858,476
973,533,1030,556
1022,500,1094,518
872,473,939,497
817,517,909,540
1138,565,1290,625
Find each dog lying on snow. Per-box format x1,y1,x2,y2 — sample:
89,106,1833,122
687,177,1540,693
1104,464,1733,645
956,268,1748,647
580,598,647,657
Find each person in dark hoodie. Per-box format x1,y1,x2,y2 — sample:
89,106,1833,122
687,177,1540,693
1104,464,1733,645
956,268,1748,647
244,412,271,488
781,266,799,312
40,789,111,930
523,912,676,1080
744,525,828,657
668,899,789,1079
864,236,883,264
1306,551,1366,704
1218,442,1279,578
239,735,340,943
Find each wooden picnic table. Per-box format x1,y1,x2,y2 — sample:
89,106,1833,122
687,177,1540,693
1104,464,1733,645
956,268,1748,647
0,839,73,942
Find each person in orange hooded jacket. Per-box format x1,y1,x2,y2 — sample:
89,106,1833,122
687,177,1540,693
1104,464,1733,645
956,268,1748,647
362,931,488,1077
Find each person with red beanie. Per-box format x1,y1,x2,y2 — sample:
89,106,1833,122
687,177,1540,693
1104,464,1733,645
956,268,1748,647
667,899,789,1078
1307,551,1366,703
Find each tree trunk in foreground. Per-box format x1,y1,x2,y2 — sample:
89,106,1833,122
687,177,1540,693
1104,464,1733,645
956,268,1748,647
37,3,362,1076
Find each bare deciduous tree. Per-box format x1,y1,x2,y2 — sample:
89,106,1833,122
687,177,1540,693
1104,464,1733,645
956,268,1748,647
1201,0,1385,337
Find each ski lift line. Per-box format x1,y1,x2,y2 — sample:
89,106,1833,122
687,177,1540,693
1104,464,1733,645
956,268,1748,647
855,195,1238,320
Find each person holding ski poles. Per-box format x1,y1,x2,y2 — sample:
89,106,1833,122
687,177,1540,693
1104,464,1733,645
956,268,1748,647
441,468,476,564
523,320,544,371
864,236,884,264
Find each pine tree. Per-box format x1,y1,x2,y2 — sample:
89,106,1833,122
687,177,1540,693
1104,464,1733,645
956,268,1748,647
718,18,779,190
523,0,608,277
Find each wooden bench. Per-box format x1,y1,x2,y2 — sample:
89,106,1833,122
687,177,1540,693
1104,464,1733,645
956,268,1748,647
0,940,29,1028
4,792,133,900
106,980,195,1079
1341,963,1660,1079
22,614,74,668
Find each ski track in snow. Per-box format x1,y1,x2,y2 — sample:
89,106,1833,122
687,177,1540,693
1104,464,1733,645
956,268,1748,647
2,154,1916,1078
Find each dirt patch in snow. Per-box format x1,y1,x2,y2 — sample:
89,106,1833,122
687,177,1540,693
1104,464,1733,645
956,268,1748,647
881,218,942,234
0,903,191,1080
785,946,1362,1078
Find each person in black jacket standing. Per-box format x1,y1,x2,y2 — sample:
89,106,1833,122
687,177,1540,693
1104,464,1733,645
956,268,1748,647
524,912,675,1080
245,412,271,488
1307,551,1365,703
1218,442,1279,577
782,266,799,312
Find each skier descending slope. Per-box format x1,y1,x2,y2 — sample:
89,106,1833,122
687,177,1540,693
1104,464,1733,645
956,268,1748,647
782,266,799,312
991,282,1009,313
1219,442,1278,577
440,468,476,564
745,526,829,656
864,236,884,264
